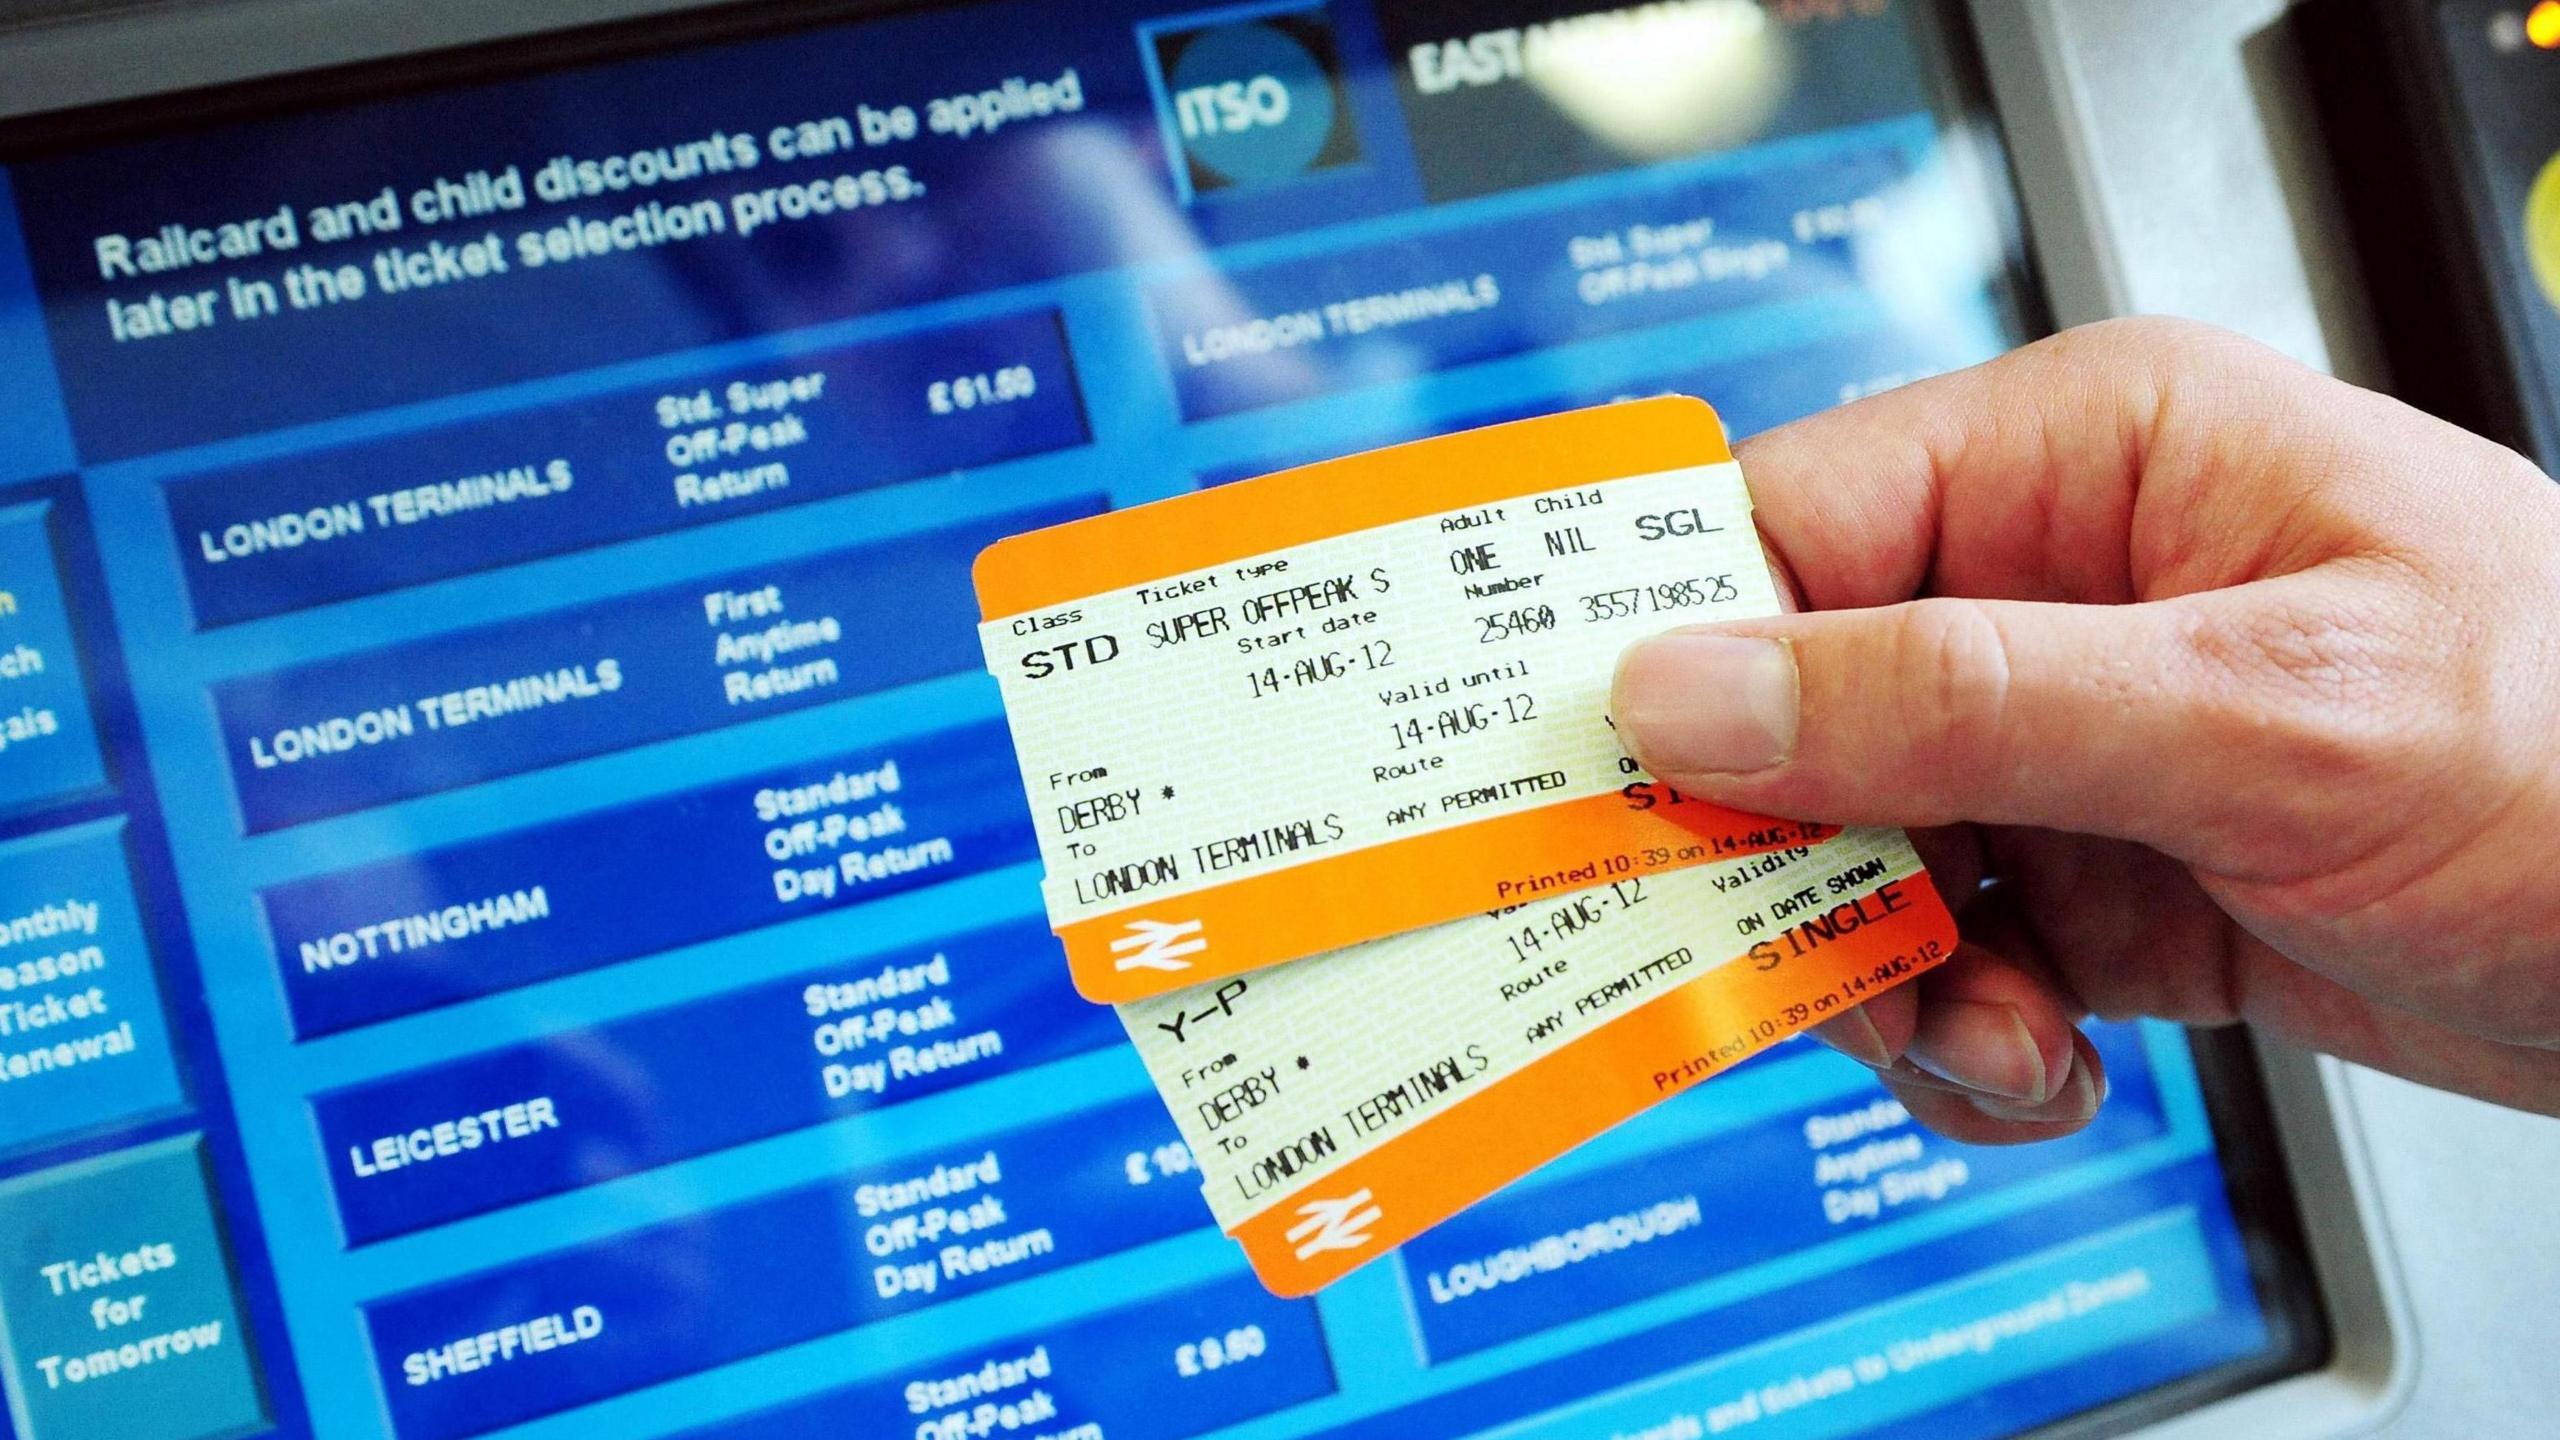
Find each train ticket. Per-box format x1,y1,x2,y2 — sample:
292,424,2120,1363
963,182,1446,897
975,398,1832,1002
1118,828,1956,1295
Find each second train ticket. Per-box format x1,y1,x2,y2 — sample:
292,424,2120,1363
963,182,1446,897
974,397,1834,1002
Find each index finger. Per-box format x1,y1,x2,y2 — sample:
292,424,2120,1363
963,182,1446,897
1730,316,2346,612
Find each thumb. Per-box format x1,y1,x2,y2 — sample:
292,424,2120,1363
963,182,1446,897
1611,588,2375,870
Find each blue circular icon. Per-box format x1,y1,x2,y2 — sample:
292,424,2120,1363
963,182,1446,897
1168,21,1340,187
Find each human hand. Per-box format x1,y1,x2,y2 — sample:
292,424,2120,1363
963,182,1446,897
1612,317,2560,1142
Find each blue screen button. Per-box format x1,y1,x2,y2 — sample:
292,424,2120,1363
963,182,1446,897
0,501,107,817
0,819,187,1156
0,1135,268,1440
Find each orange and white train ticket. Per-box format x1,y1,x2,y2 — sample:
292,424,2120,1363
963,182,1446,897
1117,829,1956,1295
975,398,1832,1002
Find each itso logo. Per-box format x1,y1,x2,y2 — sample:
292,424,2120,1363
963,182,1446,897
1177,69,1292,140
1148,7,1364,197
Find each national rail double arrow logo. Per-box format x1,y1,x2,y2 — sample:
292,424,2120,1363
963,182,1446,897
1287,1188,1384,1261
1111,916,1208,973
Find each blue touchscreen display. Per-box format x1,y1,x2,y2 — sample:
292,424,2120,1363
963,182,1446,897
0,3,2315,1439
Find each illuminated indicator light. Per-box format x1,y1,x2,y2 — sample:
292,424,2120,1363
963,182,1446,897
2529,152,2560,313
2531,1,2560,48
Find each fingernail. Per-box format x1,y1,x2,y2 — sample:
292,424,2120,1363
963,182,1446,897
1903,1001,2048,1102
1972,1052,2102,1125
1612,633,1797,774
1819,1008,1893,1069
1881,1060,1973,1096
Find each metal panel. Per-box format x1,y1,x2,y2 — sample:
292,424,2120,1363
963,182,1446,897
1977,3,2560,1437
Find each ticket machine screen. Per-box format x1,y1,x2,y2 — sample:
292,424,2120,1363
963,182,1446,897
0,3,2323,1438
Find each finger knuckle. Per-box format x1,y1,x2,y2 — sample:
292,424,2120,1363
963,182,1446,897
2046,854,2252,1028
1891,598,2017,785
2066,314,2222,354
2051,316,2278,383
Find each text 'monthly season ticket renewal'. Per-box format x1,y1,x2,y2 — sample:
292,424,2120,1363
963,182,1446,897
1118,826,1956,1295
976,398,1831,1001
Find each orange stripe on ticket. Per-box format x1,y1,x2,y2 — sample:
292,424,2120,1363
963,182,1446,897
1057,790,1837,1003
974,396,1730,619
1226,875,1956,1296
